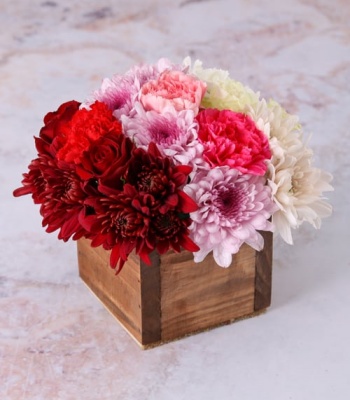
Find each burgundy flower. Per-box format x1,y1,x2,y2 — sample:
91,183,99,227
14,151,89,241
81,184,153,272
150,210,199,255
13,154,49,204
126,142,198,214
41,160,90,240
79,144,199,272
196,108,271,175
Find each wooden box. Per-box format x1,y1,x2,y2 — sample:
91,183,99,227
77,231,272,348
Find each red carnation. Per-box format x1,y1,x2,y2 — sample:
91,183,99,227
196,109,271,175
56,101,122,164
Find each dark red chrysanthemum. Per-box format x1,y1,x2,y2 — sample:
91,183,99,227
13,155,48,204
14,151,89,241
81,184,153,272
79,144,199,272
39,160,89,241
126,142,198,214
196,108,271,175
150,210,199,255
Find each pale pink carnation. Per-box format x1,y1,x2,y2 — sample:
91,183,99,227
84,59,181,119
184,167,277,267
122,103,205,168
140,70,206,114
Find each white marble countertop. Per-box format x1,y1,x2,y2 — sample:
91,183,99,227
1,0,349,399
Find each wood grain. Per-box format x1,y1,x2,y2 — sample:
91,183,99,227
77,235,273,347
139,252,161,345
159,245,256,342
77,238,144,344
254,231,273,311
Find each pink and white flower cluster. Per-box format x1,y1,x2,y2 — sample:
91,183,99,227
82,57,333,267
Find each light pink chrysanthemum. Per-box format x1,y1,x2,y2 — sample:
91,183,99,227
122,102,206,169
184,167,277,267
84,59,181,119
90,74,136,119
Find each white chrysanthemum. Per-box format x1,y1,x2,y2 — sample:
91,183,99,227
183,57,260,112
247,99,333,243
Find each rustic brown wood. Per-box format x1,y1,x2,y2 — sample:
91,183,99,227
139,252,161,344
254,231,273,311
159,244,256,341
77,238,144,344
77,235,273,348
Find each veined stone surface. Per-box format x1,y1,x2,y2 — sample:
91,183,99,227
0,1,348,399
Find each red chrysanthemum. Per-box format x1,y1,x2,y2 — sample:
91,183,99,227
126,142,198,214
196,108,271,175
81,143,199,272
14,150,89,241
39,159,89,241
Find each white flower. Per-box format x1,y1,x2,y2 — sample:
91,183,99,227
247,99,333,243
183,58,260,112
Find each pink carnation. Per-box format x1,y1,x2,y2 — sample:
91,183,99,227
196,109,271,175
184,167,277,267
85,59,181,119
140,70,206,114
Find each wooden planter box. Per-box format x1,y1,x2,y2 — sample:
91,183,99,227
77,231,272,348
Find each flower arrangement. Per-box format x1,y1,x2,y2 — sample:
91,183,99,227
14,58,333,273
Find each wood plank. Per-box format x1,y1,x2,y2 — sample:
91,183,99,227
254,231,273,311
139,252,161,345
77,238,143,343
159,245,256,342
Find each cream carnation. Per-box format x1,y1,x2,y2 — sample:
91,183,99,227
184,58,260,112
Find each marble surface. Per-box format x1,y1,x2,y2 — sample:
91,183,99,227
1,0,349,398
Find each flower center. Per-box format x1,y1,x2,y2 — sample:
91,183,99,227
137,169,167,195
150,119,177,145
214,185,245,219
153,212,181,239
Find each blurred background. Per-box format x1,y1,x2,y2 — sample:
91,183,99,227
1,1,349,399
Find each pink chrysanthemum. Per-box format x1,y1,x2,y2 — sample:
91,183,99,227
184,167,277,267
122,103,206,169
